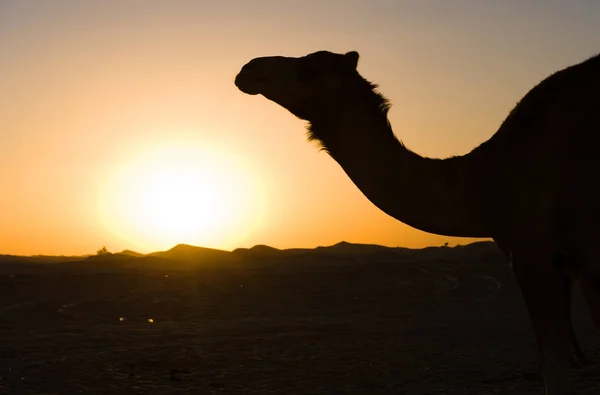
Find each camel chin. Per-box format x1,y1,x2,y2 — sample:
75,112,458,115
234,76,263,96
238,86,261,96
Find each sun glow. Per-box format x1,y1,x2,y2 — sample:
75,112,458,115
97,141,265,252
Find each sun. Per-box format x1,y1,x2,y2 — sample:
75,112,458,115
97,141,265,252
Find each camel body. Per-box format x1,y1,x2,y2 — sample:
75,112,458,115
235,50,600,394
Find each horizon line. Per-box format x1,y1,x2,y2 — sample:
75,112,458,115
1,239,494,259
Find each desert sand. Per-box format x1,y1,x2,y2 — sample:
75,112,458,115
1,241,599,394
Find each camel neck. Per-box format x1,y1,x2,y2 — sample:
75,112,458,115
309,101,491,238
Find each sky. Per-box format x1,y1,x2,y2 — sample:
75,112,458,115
1,0,599,256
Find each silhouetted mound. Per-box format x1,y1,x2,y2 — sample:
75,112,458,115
317,241,399,256
233,244,280,261
120,249,144,257
149,244,233,264
250,244,280,253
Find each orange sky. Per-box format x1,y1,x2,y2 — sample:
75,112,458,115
1,1,599,256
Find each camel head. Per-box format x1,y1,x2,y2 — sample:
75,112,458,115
235,50,361,120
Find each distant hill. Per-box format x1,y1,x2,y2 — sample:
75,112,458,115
120,249,144,257
0,241,503,275
314,241,407,259
317,241,391,253
148,244,234,264
233,244,281,260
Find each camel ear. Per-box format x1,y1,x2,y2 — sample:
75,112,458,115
343,51,359,70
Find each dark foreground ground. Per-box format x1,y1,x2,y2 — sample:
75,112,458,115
1,244,600,394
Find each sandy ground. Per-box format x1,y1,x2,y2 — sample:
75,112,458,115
1,253,600,394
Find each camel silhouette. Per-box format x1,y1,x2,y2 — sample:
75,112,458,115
235,50,600,395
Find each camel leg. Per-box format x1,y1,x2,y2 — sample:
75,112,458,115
571,327,591,368
512,251,573,395
579,276,600,334
499,240,590,368
568,278,593,367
